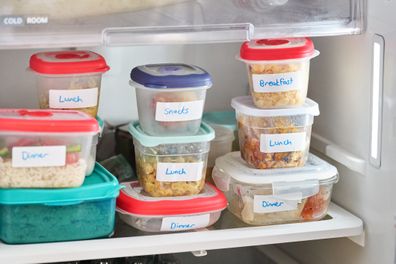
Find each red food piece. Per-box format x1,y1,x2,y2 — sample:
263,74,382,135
66,152,79,165
301,193,327,220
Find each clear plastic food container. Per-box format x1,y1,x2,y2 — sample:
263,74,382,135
0,109,100,188
130,64,212,136
238,38,319,109
129,121,214,197
231,96,319,169
29,50,110,117
0,163,120,244
212,152,338,225
117,181,227,232
206,125,234,183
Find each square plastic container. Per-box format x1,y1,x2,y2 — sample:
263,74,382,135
0,109,100,188
129,121,214,197
231,96,319,169
29,50,110,118
0,163,120,244
117,181,227,232
238,38,319,109
212,152,338,226
130,64,212,136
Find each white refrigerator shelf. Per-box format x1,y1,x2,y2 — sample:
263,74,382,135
0,202,363,264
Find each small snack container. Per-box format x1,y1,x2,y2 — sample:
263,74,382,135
130,63,212,136
212,152,338,226
29,50,110,117
238,38,319,108
0,109,100,188
206,125,234,183
0,163,120,244
231,96,319,169
117,181,227,232
129,121,215,197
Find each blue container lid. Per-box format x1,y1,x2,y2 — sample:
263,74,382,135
202,111,237,131
0,163,120,205
129,121,215,147
130,63,212,89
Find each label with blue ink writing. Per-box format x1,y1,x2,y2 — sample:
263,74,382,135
260,132,306,153
156,162,204,182
12,146,66,168
49,88,98,108
253,194,302,213
155,100,204,122
160,214,210,231
252,72,301,92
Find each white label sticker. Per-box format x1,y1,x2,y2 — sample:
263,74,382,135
12,146,66,168
252,71,301,93
260,132,306,153
155,100,204,122
253,193,302,213
156,162,204,182
49,88,98,109
160,214,210,231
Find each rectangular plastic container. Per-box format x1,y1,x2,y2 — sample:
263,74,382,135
130,64,212,136
212,152,338,226
129,121,214,197
29,50,109,118
117,181,226,232
0,163,120,244
0,109,100,188
238,38,319,109
231,96,319,169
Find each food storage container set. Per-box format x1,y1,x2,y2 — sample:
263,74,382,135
211,38,338,226
117,63,227,232
0,52,121,244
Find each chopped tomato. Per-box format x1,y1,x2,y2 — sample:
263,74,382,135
301,193,327,220
66,152,79,165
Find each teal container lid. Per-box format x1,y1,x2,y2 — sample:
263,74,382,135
129,121,215,147
202,111,237,131
0,163,120,205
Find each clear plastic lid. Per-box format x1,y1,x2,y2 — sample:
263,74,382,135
0,109,99,133
117,181,227,216
231,96,320,117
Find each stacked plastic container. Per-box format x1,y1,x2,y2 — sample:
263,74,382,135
0,52,121,244
117,63,227,232
212,38,339,225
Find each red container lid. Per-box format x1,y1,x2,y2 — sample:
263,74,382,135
29,50,110,75
0,109,99,133
117,181,227,216
240,38,316,61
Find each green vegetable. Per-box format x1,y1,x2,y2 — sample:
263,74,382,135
66,144,81,153
0,147,9,158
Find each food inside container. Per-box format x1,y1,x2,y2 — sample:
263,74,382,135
231,96,319,169
29,50,109,118
129,121,214,197
206,125,234,183
212,152,338,225
0,109,100,188
117,181,227,232
238,38,319,108
0,163,120,244
130,63,212,136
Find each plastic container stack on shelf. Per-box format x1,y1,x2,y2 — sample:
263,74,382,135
211,38,337,226
117,63,227,232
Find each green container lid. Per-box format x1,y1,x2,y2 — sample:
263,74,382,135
0,163,120,205
202,111,237,131
128,121,215,147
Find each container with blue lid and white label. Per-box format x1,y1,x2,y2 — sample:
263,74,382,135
129,121,215,197
231,96,319,169
130,63,212,136
212,152,338,226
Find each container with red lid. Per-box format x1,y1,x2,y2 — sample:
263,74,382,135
0,109,100,188
29,50,110,118
238,38,319,109
117,181,227,232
